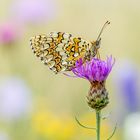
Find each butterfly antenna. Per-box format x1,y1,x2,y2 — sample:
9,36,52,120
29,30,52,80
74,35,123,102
96,21,110,41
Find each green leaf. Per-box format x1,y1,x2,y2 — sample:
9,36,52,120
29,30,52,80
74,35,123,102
75,116,96,130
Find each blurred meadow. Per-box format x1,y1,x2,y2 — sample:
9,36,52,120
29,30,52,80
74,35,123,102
0,0,140,140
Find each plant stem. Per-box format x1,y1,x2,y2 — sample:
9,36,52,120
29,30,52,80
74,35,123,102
96,110,101,140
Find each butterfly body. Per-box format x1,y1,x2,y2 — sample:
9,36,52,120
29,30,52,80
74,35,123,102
30,32,101,74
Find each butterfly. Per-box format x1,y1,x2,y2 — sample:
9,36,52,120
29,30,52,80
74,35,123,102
30,21,110,74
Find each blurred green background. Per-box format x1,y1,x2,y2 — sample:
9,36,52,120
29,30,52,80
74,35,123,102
0,0,140,140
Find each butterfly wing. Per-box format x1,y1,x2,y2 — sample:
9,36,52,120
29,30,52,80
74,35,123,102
30,32,91,74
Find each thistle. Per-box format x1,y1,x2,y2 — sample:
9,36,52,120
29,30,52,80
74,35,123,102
72,56,115,140
72,56,114,110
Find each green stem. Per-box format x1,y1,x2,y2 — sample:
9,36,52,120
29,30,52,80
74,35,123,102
96,110,101,140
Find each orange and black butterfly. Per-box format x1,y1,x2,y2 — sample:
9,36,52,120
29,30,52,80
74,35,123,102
30,21,110,74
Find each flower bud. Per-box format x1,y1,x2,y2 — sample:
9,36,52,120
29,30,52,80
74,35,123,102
87,81,109,111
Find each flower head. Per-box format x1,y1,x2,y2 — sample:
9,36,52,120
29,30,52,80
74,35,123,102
10,0,57,25
72,56,115,111
0,22,20,45
0,77,32,121
72,56,114,83
114,60,139,113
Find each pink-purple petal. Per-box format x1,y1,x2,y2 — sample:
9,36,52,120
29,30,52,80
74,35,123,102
72,56,115,82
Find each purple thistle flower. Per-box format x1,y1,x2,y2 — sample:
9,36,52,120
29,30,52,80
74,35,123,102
71,56,115,111
72,56,115,83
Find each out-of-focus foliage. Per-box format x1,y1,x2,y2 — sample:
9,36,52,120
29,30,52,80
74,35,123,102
0,0,140,139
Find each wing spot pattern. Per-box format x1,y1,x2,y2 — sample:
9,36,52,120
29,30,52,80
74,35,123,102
30,32,93,73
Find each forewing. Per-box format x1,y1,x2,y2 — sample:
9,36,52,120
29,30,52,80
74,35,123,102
30,32,91,73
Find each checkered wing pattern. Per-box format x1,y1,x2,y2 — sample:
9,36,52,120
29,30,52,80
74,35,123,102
30,32,92,74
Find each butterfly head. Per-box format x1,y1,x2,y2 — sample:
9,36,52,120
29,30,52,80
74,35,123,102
89,38,101,57
89,21,110,58
95,37,101,49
